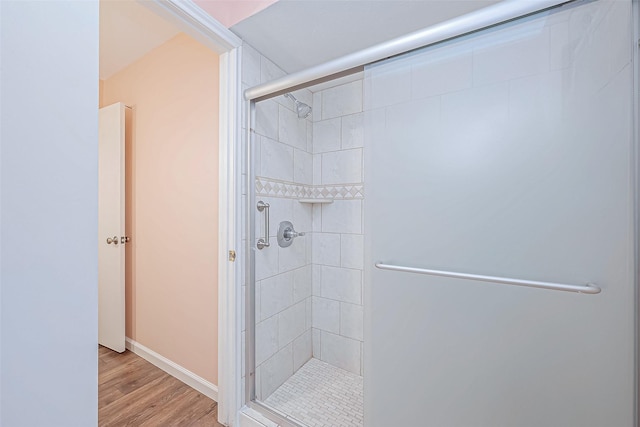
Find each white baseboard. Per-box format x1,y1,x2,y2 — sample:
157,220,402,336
125,337,218,402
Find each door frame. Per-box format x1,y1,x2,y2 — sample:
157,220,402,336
134,1,242,425
633,1,640,426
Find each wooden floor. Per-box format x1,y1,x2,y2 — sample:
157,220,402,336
99,345,225,427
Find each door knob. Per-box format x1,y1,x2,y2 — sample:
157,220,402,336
106,236,118,245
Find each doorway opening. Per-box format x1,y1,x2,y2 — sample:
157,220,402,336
97,1,240,425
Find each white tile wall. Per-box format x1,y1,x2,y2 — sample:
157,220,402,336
292,265,312,303
320,266,362,305
248,45,316,401
321,149,362,185
310,80,366,378
321,200,362,234
341,113,364,149
278,301,307,346
313,118,341,153
312,265,322,296
261,271,294,320
312,328,321,358
311,233,341,267
306,123,313,154
312,155,322,185
312,296,340,334
247,46,366,403
322,80,363,120
255,243,279,281
255,100,278,140
293,149,313,185
340,303,364,341
260,344,293,399
341,234,364,270
278,236,306,272
256,315,279,365
321,331,361,375
292,201,312,233
259,137,294,183
305,297,312,330
279,105,307,150
312,92,322,119
293,330,313,372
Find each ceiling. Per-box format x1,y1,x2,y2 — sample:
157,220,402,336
100,0,280,80
193,0,278,28
231,0,503,74
99,0,182,80
100,0,505,82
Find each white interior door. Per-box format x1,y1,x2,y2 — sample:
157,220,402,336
98,102,126,353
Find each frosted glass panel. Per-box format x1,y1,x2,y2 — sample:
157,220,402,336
363,1,635,426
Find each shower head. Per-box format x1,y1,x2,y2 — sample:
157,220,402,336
284,93,312,119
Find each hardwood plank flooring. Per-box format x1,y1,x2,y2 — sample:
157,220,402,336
99,345,224,427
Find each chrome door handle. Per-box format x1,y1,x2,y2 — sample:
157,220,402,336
106,236,118,245
257,200,270,250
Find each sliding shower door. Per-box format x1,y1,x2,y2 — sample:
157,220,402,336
364,1,636,426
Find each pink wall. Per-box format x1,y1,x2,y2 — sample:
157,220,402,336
193,0,278,27
102,33,219,385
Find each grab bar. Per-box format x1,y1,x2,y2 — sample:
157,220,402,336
256,201,270,250
375,263,601,294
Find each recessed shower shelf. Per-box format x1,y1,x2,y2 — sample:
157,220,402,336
297,199,333,204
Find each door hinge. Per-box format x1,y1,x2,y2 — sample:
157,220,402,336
228,250,236,262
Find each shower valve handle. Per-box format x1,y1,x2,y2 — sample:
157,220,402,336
283,228,304,239
277,221,304,248
284,229,305,239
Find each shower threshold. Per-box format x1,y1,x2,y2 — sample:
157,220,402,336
263,358,363,427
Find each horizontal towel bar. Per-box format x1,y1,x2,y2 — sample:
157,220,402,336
374,263,601,294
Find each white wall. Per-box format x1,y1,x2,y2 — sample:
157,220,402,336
0,1,99,426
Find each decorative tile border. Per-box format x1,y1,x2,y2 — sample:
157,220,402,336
256,177,364,200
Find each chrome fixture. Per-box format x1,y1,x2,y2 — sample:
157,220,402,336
244,0,571,101
257,201,270,250
283,93,312,119
375,263,601,294
277,221,305,248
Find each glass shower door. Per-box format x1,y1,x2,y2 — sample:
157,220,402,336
363,1,636,426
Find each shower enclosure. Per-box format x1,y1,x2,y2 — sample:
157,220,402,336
244,77,365,427
241,0,638,426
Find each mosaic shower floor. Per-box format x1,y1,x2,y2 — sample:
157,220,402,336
264,358,364,427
